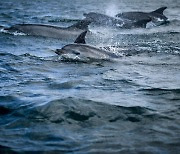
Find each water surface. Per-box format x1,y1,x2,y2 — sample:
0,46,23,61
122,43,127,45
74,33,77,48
0,0,180,153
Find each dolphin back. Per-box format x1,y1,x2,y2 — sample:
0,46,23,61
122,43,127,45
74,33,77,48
68,20,91,30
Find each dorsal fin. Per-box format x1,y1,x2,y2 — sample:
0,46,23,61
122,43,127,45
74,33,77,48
74,31,87,44
68,20,91,30
151,7,167,14
133,18,151,28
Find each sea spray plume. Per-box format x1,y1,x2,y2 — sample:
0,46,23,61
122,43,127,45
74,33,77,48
105,2,119,17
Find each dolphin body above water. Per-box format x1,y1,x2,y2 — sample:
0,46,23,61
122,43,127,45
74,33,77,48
5,20,91,39
55,31,121,61
83,12,151,29
115,7,168,26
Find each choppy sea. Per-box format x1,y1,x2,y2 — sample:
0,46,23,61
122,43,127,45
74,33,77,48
0,0,180,153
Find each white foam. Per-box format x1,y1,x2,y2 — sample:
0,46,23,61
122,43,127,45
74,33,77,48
0,28,26,36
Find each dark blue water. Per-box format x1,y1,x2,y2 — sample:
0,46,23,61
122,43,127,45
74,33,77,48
0,0,180,153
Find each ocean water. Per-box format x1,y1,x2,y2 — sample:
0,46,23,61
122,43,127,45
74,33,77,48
0,0,180,153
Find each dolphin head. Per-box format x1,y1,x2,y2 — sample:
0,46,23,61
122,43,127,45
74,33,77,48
55,44,102,61
83,12,97,19
56,44,81,57
83,12,105,22
56,42,116,62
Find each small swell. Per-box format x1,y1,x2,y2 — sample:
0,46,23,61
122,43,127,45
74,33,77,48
0,95,25,110
48,80,82,90
0,145,17,154
0,52,19,59
139,88,180,94
64,111,95,122
0,13,13,19
1,63,19,73
0,106,12,116
0,95,19,104
103,78,140,87
48,18,82,23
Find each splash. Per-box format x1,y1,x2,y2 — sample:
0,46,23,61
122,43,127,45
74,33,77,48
0,28,26,36
105,2,119,17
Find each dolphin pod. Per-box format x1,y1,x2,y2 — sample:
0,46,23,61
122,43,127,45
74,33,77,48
4,6,169,61
4,6,168,40
55,31,120,61
115,7,168,26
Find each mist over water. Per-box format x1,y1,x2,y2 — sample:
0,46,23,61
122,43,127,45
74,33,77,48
0,0,180,153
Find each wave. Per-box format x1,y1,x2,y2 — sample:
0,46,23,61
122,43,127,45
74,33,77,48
0,97,178,154
6,97,154,124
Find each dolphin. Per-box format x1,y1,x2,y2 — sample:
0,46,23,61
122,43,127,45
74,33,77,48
83,12,151,28
55,31,121,61
4,20,91,40
115,7,168,26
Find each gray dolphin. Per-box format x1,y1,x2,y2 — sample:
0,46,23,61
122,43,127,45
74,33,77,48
115,7,168,26
55,31,121,61
83,12,151,29
5,20,91,39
